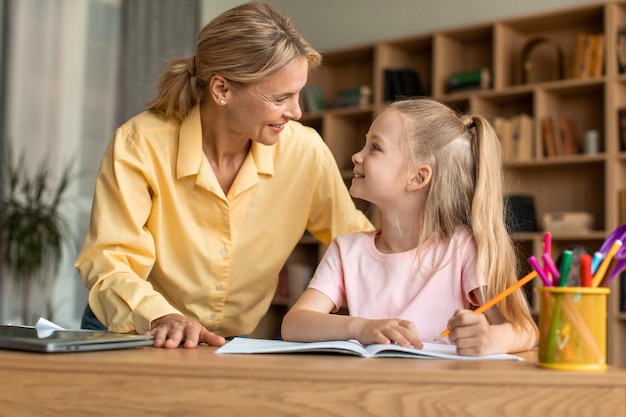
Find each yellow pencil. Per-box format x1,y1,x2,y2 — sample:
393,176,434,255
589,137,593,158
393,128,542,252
435,270,538,341
592,239,622,287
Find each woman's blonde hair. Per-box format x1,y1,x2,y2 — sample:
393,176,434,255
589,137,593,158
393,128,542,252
389,98,537,338
148,2,322,121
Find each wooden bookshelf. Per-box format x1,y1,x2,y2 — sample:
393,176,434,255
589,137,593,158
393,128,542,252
254,1,626,367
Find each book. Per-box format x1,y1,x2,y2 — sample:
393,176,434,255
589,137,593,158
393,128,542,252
589,33,605,77
383,69,422,102
580,34,596,78
541,117,557,157
551,116,566,156
334,86,372,108
514,114,534,161
447,68,490,93
495,114,534,162
494,117,514,162
541,116,579,157
619,189,626,225
618,28,626,74
506,194,538,233
572,33,594,78
215,337,524,361
301,84,326,113
619,108,626,152
572,33,587,78
557,115,580,155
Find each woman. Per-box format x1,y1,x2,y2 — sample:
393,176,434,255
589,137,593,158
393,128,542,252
75,2,373,349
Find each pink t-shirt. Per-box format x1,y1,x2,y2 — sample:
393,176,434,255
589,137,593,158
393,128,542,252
308,229,482,343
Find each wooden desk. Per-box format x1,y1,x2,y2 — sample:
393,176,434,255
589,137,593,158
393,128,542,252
0,346,624,417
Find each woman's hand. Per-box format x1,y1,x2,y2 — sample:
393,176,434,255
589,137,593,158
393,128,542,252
147,314,226,349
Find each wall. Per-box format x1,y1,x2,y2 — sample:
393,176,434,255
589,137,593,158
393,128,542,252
202,0,606,51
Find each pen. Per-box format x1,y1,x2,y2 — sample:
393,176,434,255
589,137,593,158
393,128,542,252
580,253,592,287
435,270,538,341
541,253,560,284
543,232,552,281
558,249,573,287
591,251,603,274
528,255,553,287
548,249,577,362
592,239,622,287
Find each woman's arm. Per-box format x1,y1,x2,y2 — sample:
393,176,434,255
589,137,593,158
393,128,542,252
75,125,180,334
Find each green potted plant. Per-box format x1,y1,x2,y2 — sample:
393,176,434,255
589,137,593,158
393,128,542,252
0,145,74,324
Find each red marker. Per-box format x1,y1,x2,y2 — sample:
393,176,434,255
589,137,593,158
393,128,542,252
580,254,592,287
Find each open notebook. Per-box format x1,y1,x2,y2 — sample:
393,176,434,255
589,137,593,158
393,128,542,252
215,337,523,361
0,324,154,353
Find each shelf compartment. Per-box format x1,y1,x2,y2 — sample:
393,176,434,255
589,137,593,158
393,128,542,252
612,79,626,154
323,110,373,172
376,34,434,98
497,4,605,87
472,89,534,119
505,161,606,232
299,113,323,132
433,24,494,97
308,46,374,110
536,81,605,158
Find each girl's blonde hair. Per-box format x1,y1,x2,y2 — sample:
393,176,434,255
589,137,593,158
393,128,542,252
148,2,322,121
390,98,537,338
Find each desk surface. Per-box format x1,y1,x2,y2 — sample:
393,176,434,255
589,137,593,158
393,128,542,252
0,345,625,417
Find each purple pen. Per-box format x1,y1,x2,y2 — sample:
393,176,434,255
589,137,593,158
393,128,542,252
541,253,560,284
528,255,553,287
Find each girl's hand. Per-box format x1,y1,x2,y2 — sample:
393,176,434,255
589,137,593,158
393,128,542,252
355,318,423,349
446,309,494,355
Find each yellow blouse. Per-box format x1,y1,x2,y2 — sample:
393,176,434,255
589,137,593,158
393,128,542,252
75,106,373,336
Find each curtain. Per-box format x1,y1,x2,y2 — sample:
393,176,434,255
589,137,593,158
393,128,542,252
116,0,200,126
0,0,9,156
1,0,123,326
1,0,200,326
0,0,10,320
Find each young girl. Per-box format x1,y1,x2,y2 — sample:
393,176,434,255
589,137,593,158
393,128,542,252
281,98,538,355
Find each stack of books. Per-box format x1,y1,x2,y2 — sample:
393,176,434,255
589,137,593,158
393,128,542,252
540,116,580,158
493,114,535,162
447,68,490,93
383,69,422,101
572,32,605,78
334,86,372,108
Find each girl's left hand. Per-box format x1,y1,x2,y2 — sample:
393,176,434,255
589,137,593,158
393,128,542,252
446,309,494,356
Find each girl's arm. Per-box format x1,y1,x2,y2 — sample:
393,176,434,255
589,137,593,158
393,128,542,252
281,288,422,348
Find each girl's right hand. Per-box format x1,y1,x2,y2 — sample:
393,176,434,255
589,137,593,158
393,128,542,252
355,318,423,348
